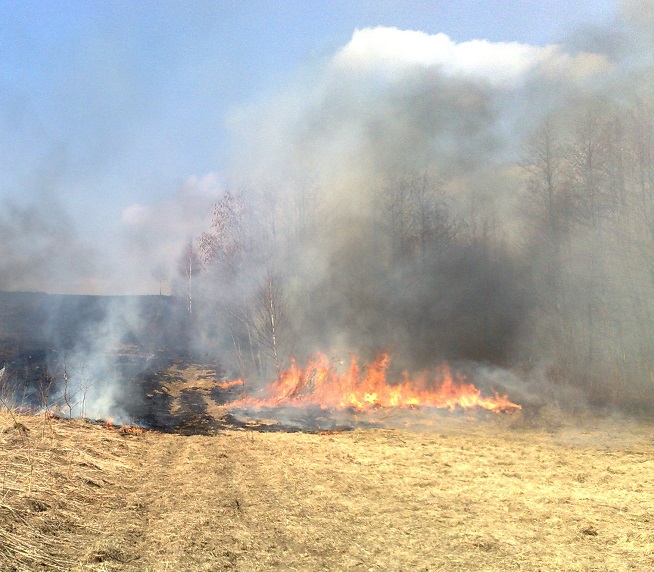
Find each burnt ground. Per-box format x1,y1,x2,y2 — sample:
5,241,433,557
0,290,222,432
0,291,189,358
1,290,654,570
0,287,374,434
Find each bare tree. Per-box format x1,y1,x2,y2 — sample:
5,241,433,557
198,190,247,272
251,270,289,377
520,117,579,376
522,119,570,248
380,171,457,267
58,353,78,419
151,263,169,296
178,238,203,314
567,107,614,371
519,98,654,403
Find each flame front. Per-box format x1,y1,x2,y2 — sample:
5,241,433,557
227,353,520,413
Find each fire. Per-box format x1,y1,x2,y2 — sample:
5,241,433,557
216,379,245,390
119,425,144,435
103,418,143,434
227,353,520,413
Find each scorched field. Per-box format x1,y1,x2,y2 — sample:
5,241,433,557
1,368,653,572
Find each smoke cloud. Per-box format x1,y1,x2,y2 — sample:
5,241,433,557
0,196,96,294
188,14,654,414
120,173,223,294
5,6,654,421
212,29,604,362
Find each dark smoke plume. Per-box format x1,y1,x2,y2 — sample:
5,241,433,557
189,16,654,414
5,8,654,421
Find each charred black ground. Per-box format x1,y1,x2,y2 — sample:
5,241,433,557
0,286,650,432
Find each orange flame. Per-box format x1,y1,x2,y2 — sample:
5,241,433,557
216,378,245,390
227,353,520,413
119,425,144,435
103,418,143,434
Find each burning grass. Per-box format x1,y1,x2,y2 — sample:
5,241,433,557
1,400,653,571
226,353,521,414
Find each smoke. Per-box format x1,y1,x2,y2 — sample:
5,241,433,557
210,29,604,365
5,6,654,422
120,173,223,294
33,293,191,424
185,13,654,415
0,196,96,294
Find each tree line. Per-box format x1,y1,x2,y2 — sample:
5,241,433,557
172,91,654,411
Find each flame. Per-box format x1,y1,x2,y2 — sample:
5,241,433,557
226,353,520,413
216,379,245,390
103,418,143,434
119,425,144,435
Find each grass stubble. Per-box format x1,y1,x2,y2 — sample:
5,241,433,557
0,394,653,571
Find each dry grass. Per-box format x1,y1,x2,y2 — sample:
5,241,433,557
0,403,653,571
0,410,144,571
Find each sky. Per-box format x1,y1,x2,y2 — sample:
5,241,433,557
0,0,621,294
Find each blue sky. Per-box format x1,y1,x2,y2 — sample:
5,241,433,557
0,1,619,293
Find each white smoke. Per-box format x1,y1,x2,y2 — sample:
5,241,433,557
119,172,223,294
47,297,146,423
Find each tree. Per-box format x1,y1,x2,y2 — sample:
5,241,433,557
379,171,457,268
151,263,169,296
567,107,614,371
198,190,247,273
178,238,203,314
520,117,576,322
251,270,289,377
522,119,569,248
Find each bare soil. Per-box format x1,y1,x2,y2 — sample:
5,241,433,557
1,404,653,572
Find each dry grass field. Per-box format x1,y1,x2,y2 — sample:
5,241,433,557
1,397,653,571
